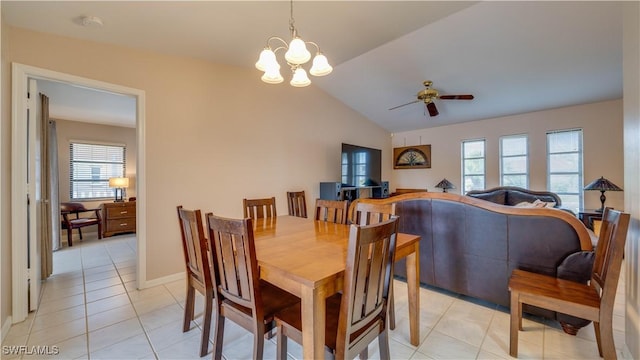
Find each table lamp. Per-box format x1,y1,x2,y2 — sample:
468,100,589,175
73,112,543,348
109,177,129,202
584,176,622,212
435,178,455,193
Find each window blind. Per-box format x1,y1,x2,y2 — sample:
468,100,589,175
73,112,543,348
70,142,126,200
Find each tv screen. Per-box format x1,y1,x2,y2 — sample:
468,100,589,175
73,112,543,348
341,143,382,187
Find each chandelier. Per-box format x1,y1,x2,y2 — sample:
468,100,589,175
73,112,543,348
255,0,333,87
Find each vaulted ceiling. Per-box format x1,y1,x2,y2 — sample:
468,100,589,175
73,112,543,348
2,1,623,132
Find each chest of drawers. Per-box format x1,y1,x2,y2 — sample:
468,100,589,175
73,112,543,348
101,201,136,237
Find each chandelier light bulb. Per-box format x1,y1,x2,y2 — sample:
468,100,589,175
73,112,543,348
261,63,284,84
290,67,311,87
309,53,333,77
255,48,276,71
285,38,311,65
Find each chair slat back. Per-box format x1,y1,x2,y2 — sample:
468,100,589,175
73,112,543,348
287,191,307,218
337,216,399,354
206,214,261,311
177,206,212,288
352,202,396,225
591,208,630,306
243,197,277,219
314,199,349,224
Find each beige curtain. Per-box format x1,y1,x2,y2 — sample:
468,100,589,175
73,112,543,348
39,93,54,278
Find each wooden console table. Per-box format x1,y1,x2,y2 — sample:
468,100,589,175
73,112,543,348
578,209,602,230
101,201,136,237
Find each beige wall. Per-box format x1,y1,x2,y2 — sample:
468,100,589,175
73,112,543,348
55,119,137,205
2,27,390,294
391,99,624,212
0,9,11,336
623,2,640,358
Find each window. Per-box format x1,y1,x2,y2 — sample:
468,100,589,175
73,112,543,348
547,129,583,212
500,135,528,188
462,139,486,193
70,142,126,200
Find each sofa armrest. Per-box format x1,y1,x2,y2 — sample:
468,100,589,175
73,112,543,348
557,251,594,284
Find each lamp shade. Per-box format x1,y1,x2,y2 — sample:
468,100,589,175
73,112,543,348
255,48,277,71
309,54,333,76
109,177,129,188
435,178,455,192
290,67,311,87
584,176,623,192
285,38,311,65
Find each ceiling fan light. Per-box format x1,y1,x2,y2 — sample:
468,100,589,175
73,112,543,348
290,67,311,87
285,38,311,65
255,48,277,71
309,54,333,76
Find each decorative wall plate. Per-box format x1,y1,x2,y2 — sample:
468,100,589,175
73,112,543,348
393,145,431,169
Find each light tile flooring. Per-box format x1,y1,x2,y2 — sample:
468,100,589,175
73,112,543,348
2,234,632,360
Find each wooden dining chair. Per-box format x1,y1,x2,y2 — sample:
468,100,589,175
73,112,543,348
205,213,299,360
61,202,103,246
314,199,349,224
509,208,630,360
286,191,307,218
176,206,215,357
350,200,398,329
351,201,396,226
243,197,277,219
274,216,400,360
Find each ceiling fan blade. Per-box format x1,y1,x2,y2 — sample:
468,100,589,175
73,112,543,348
426,102,439,117
388,100,420,111
439,94,474,100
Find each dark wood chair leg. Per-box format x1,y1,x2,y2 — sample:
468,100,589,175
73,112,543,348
388,283,396,330
276,324,287,360
67,228,73,247
78,228,83,240
183,285,195,332
599,320,617,359
253,327,265,360
199,290,213,357
378,331,390,360
594,321,603,357
213,315,225,360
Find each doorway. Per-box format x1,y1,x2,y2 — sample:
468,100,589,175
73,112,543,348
11,63,147,323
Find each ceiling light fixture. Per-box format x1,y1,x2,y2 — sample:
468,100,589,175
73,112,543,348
255,0,332,87
81,15,103,27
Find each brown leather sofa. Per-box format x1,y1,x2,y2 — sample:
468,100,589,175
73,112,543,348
466,186,562,207
350,192,595,334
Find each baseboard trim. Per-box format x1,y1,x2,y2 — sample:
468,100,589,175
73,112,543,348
1,315,13,343
138,271,185,290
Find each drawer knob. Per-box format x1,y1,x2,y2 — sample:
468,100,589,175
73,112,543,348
120,223,128,226
120,211,128,214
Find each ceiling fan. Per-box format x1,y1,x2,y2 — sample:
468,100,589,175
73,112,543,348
389,80,474,117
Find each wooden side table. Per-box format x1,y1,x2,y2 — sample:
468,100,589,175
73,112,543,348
578,209,602,230
101,201,136,237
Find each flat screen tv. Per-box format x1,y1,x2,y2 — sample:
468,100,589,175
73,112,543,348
341,143,382,187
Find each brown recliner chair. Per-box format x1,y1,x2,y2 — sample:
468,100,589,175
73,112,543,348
61,202,102,246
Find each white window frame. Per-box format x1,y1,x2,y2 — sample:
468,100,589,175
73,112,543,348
70,140,126,200
462,139,486,194
546,129,583,211
500,134,529,188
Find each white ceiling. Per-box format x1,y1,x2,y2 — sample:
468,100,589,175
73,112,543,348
2,1,623,132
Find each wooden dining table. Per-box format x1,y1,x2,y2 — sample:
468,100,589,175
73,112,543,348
253,215,421,359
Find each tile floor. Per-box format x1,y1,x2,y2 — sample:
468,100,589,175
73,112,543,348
2,234,632,360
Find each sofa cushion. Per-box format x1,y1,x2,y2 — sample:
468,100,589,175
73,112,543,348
469,189,507,204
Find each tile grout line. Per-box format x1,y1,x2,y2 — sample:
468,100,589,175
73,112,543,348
104,236,160,360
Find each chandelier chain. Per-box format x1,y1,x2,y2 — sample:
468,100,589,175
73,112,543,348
289,0,296,36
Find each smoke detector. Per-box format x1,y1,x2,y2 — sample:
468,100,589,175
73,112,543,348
81,16,103,27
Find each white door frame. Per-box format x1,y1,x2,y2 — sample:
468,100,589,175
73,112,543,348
11,63,147,323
